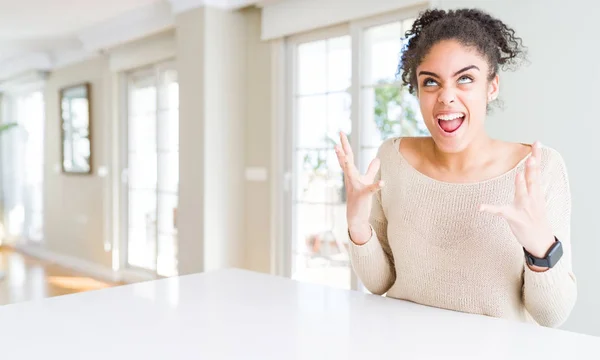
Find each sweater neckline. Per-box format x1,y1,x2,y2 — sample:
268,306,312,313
391,137,533,187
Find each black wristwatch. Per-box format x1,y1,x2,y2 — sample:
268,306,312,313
524,238,563,268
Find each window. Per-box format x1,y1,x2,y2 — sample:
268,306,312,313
123,62,179,277
289,31,352,289
358,18,429,174
284,12,427,290
0,90,45,245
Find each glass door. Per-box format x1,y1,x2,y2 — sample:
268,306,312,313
288,30,353,290
283,14,426,291
124,62,179,277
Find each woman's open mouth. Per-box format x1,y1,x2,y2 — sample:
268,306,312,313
437,112,465,134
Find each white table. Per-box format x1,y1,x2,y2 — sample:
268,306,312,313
0,268,598,359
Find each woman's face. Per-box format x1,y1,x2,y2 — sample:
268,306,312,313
415,39,499,153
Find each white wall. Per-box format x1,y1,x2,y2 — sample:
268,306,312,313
43,55,113,270
243,8,272,274
175,7,207,276
175,6,249,274
203,6,247,271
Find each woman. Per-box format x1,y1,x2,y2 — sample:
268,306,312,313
335,8,576,327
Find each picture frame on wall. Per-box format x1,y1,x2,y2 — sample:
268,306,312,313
59,82,92,174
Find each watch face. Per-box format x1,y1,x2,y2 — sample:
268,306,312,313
547,240,564,268
525,240,563,268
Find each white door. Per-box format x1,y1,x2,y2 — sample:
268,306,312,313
123,62,179,277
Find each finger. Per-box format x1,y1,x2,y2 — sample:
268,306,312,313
365,157,380,181
339,132,354,165
335,144,360,183
334,145,346,170
525,155,539,197
532,141,542,164
514,171,527,202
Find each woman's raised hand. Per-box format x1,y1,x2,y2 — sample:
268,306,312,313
334,132,384,244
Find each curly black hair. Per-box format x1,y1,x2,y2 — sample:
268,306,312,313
398,8,528,95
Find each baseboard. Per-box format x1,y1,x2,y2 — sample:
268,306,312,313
11,244,157,284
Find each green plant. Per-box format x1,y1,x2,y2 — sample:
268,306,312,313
0,123,17,133
373,80,429,139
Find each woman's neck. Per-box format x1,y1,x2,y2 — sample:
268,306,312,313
430,135,496,173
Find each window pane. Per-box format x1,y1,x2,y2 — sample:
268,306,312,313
297,95,327,148
128,228,156,271
359,147,379,174
129,152,157,190
127,188,157,271
363,22,403,85
295,149,343,203
159,69,178,111
158,109,179,151
128,189,157,231
129,76,156,114
157,151,178,193
128,112,157,153
292,202,350,290
361,85,427,147
326,92,352,141
157,193,178,234
297,40,327,95
327,36,352,92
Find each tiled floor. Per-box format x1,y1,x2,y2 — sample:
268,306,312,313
0,247,119,306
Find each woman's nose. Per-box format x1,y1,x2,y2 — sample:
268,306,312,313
438,89,455,105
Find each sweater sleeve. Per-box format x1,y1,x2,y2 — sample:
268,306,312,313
348,167,396,295
522,148,577,327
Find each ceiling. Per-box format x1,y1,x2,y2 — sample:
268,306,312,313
0,0,267,81
0,0,161,39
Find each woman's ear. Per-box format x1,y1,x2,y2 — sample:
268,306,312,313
488,74,499,102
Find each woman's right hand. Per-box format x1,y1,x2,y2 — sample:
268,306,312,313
335,132,385,245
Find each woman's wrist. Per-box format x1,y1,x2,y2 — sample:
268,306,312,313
348,223,372,245
523,234,557,272
523,232,556,259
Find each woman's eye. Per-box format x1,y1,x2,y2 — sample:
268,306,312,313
458,76,473,84
423,78,438,87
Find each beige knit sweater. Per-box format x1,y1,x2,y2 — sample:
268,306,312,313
349,137,577,327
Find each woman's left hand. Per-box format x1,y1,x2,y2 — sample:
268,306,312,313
479,141,556,260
